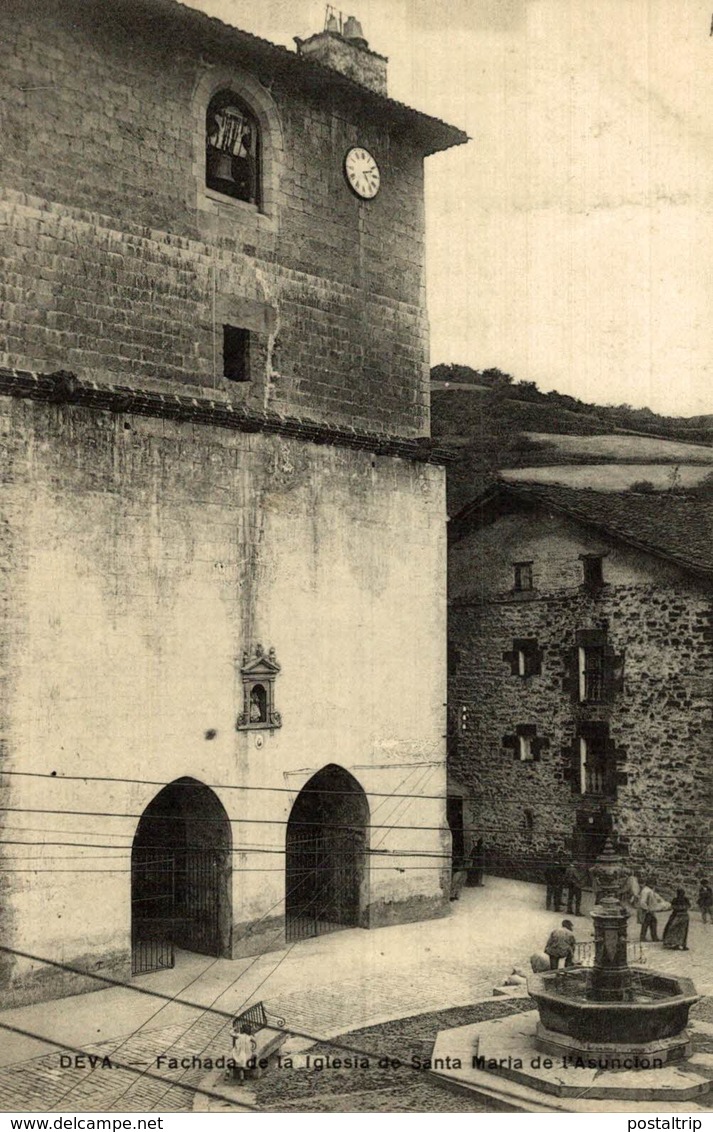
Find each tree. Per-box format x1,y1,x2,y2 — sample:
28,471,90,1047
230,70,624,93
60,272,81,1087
628,480,657,494
480,367,514,388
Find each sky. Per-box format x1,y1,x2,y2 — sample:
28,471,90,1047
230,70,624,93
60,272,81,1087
186,0,712,417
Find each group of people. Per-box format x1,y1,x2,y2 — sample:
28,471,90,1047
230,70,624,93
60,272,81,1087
540,864,713,965
630,876,712,950
540,854,589,970
543,857,589,917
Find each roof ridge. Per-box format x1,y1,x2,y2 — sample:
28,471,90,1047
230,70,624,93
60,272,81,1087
450,478,713,579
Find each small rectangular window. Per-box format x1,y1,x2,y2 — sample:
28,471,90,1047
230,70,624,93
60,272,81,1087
579,734,606,795
578,646,605,702
506,724,546,762
581,555,604,589
518,734,534,762
506,638,541,678
513,561,533,592
223,325,250,382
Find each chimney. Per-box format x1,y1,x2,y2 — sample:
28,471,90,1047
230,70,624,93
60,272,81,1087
343,16,367,49
295,15,387,97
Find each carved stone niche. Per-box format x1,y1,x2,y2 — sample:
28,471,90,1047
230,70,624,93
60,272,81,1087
236,644,282,731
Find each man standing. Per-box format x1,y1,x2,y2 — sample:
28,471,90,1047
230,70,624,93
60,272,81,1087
468,837,485,887
566,860,588,916
697,878,712,924
638,878,660,942
544,849,566,911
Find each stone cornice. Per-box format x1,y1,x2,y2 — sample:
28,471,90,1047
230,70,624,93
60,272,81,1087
0,369,455,466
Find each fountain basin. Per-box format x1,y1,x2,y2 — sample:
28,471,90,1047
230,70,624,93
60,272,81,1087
528,970,699,1066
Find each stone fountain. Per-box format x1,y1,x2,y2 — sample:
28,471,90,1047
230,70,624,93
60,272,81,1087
428,842,712,1109
528,841,699,1068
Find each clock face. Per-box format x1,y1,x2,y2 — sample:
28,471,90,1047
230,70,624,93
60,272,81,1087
344,147,381,199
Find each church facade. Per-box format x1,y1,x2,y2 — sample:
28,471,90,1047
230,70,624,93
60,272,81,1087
0,0,466,1005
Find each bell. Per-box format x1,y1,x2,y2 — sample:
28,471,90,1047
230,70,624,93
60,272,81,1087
208,151,234,183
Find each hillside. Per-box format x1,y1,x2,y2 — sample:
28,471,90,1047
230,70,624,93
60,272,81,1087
432,364,713,443
431,364,713,514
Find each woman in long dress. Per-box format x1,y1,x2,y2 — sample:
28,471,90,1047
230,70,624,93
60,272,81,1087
662,888,690,950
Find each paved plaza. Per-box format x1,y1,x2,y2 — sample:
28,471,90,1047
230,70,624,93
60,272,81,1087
1,877,711,1112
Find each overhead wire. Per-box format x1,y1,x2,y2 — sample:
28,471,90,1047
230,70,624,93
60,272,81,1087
0,767,452,801
0,969,495,1113
109,849,378,1108
0,806,707,841
49,873,315,1112
47,762,440,1110
0,1019,260,1113
38,763,456,1107
145,826,379,1112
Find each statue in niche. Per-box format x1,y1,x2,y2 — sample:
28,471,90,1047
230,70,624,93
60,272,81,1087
249,684,267,723
236,647,281,731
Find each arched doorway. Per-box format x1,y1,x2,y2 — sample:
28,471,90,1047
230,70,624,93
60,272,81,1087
285,765,369,942
573,806,614,863
131,778,232,975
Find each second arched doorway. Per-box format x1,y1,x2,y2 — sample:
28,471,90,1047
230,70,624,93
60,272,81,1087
131,777,232,974
285,764,369,942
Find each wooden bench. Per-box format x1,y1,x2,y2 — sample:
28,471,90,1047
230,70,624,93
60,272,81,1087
231,1001,287,1079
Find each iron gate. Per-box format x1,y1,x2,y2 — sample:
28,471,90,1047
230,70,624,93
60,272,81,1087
174,849,221,957
131,850,176,976
285,827,364,942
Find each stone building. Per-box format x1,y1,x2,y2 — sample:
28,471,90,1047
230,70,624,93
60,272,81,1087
0,0,466,1005
448,482,713,894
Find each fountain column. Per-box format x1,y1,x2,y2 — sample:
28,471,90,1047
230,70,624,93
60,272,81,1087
589,895,633,1001
588,840,633,1001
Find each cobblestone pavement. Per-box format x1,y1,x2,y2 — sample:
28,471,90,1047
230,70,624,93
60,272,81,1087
1,877,711,1112
0,1018,225,1113
255,1001,713,1114
5,993,713,1115
249,998,534,1113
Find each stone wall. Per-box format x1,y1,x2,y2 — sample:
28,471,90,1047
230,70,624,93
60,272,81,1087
0,0,455,1006
0,0,429,434
448,509,713,897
